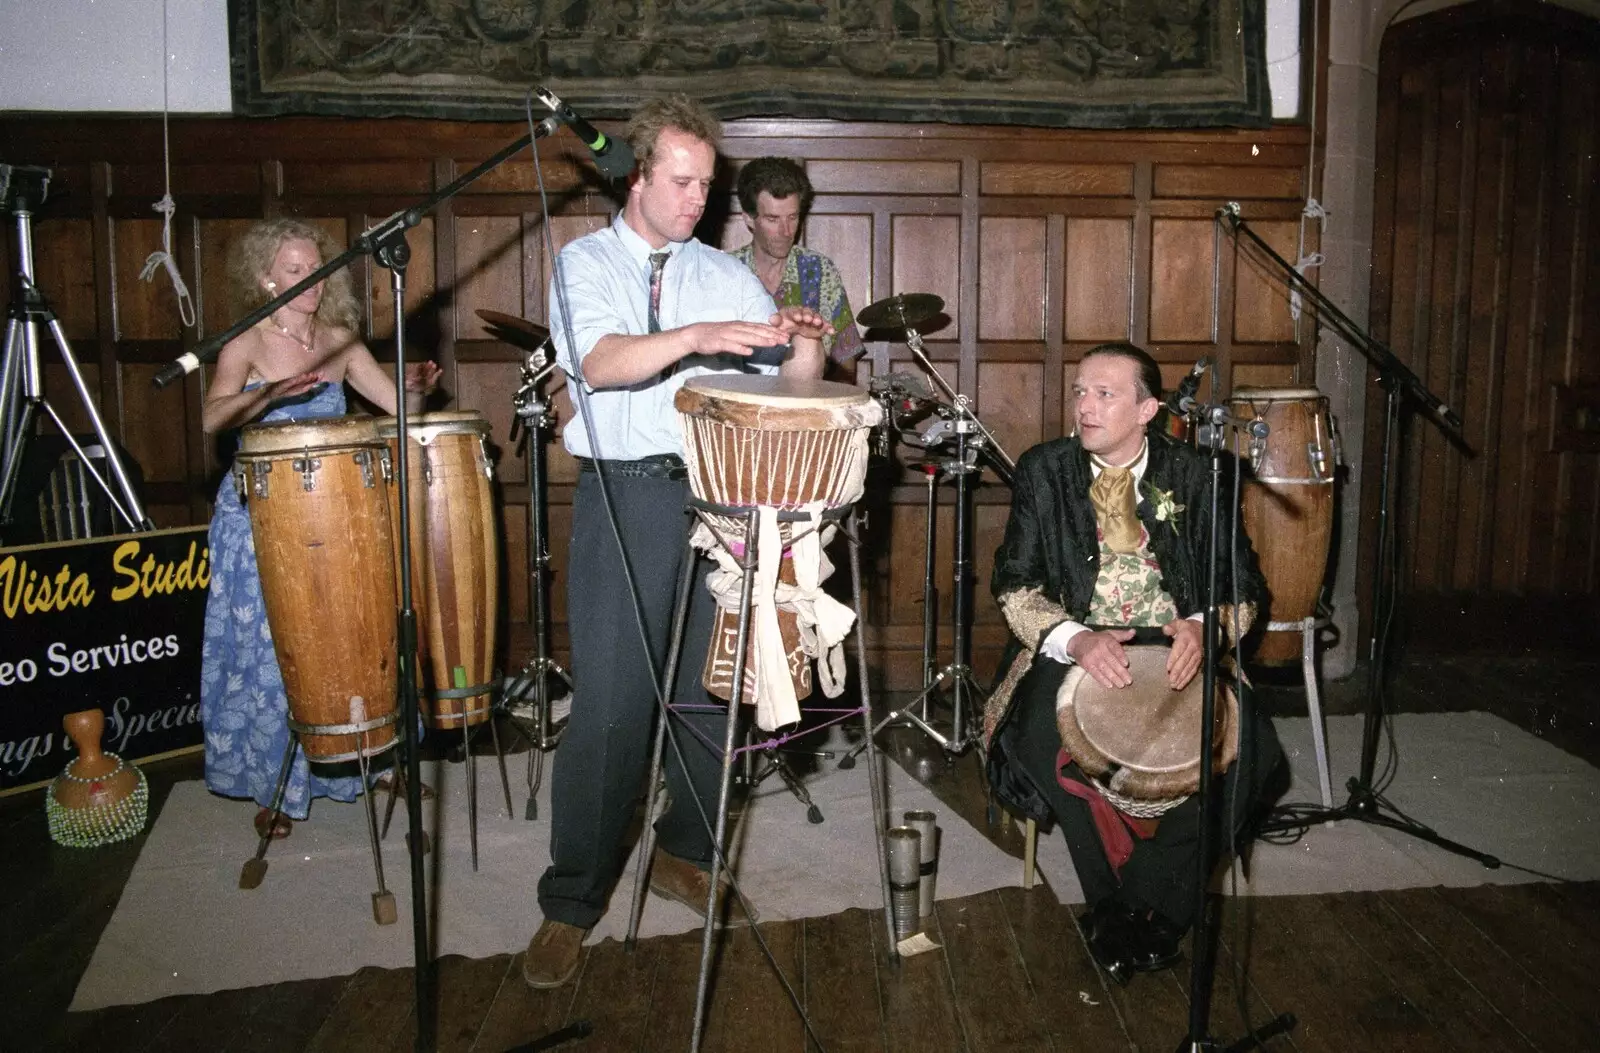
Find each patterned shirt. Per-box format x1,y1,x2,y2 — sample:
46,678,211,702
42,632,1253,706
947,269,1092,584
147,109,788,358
731,243,864,364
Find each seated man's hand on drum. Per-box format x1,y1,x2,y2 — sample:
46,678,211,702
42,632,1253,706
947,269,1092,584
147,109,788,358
770,305,835,342
1066,628,1137,689
1161,617,1204,690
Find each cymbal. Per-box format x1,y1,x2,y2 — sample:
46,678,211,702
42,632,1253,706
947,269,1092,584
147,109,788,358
475,309,550,349
856,293,944,331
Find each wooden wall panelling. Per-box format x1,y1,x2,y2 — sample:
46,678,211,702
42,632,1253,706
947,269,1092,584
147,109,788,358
1064,218,1134,345
1148,219,1217,345
29,219,98,340
1367,4,1600,648
0,115,1318,682
1549,57,1599,591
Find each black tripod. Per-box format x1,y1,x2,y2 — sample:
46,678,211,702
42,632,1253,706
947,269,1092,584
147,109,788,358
0,163,152,540
1216,204,1498,869
499,341,573,820
841,315,1014,766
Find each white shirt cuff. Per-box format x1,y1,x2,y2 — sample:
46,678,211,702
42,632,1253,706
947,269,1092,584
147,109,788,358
1039,621,1089,664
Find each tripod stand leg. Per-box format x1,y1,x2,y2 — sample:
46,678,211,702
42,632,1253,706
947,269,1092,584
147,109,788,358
357,740,398,925
625,545,698,951
489,711,515,819
239,734,299,890
846,512,900,963
465,718,480,872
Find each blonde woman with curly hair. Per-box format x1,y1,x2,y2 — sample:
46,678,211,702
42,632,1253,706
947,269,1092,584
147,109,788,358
199,218,440,840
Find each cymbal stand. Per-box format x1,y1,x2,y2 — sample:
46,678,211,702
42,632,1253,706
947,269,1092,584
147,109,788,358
0,164,152,539
500,347,571,819
841,326,1014,766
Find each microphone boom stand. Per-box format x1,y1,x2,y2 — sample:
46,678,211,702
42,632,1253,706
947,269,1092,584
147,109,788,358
1179,402,1297,1053
1215,204,1499,870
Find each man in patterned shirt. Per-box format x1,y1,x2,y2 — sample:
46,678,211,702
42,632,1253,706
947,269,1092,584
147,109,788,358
731,157,865,374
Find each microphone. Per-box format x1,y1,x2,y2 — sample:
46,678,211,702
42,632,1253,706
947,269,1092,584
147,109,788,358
1167,356,1210,417
533,87,635,180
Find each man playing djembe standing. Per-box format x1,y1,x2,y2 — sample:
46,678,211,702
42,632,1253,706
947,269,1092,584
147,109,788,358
522,94,830,990
985,342,1286,982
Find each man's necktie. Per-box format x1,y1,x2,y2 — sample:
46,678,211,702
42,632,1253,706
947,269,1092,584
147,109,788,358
1089,462,1141,554
647,251,668,334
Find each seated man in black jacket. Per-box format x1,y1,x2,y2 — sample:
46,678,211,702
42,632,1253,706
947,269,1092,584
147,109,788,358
984,342,1284,982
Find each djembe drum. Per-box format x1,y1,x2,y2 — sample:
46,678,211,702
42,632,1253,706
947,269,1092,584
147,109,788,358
675,375,881,729
1228,388,1338,664
375,412,500,730
235,416,399,761
1055,646,1239,818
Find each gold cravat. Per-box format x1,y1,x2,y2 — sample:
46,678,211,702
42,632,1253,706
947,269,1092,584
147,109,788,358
1090,463,1141,554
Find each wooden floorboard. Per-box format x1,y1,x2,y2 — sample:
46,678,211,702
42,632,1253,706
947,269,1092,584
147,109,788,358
935,891,1057,1052
800,908,886,1053
9,655,1600,1053
872,902,967,1053
996,884,1131,1052
1321,891,1533,1053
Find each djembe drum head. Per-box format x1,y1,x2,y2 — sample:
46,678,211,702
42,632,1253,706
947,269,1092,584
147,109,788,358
1055,645,1239,818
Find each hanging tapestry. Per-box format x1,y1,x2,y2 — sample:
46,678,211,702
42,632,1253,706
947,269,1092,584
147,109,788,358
228,0,1270,129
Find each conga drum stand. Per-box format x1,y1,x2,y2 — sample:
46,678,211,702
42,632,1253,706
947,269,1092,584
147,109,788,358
625,498,895,1053
239,711,403,925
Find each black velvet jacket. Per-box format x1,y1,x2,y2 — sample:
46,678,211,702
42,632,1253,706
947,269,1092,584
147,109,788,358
983,431,1267,822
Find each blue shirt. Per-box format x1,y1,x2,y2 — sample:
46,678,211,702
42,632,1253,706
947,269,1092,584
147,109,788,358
550,216,780,459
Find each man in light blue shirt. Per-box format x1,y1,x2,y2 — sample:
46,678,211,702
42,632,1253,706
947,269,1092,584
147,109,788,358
526,93,830,989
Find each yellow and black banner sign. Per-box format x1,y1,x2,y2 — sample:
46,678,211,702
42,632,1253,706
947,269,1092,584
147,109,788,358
0,526,209,793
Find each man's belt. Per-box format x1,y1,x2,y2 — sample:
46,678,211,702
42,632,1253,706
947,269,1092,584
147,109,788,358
574,453,687,480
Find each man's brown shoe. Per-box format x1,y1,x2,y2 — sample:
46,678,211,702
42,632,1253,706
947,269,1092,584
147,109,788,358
647,848,759,926
522,919,586,989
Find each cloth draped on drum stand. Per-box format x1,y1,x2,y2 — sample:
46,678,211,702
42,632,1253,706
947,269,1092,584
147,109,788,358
201,382,366,819
691,504,858,731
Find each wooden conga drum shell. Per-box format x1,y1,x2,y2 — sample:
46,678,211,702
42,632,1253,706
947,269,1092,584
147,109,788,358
237,417,399,761
376,412,499,730
1229,388,1337,666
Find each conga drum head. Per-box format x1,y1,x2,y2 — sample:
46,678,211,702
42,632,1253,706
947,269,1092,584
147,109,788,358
238,415,381,457
1055,645,1238,817
374,410,491,444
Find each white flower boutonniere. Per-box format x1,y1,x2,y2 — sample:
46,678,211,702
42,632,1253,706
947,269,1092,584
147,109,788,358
1147,485,1185,531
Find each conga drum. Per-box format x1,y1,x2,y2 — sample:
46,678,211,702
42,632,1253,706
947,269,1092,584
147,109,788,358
235,417,399,761
1055,646,1238,818
1229,388,1337,664
375,412,499,730
675,375,881,718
